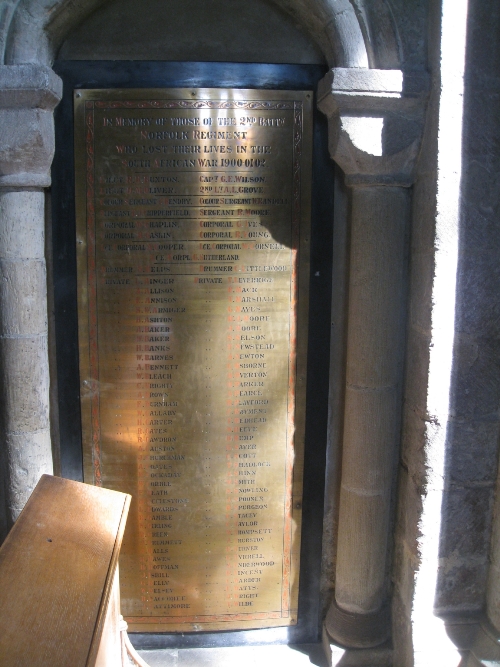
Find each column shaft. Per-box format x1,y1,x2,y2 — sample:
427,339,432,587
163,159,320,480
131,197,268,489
335,186,408,613
0,189,52,525
318,65,426,649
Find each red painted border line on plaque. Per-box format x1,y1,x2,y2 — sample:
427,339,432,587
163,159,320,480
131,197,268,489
281,100,302,616
127,611,284,624
85,101,102,487
94,100,294,111
85,97,303,625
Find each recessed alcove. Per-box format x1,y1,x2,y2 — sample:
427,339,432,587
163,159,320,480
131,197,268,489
51,0,337,651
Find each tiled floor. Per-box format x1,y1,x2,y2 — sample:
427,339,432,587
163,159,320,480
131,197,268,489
137,643,329,667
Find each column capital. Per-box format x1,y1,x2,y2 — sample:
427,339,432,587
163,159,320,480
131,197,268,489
0,65,62,188
318,67,429,187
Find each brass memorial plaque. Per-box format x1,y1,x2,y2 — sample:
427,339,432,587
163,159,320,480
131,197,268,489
75,88,311,632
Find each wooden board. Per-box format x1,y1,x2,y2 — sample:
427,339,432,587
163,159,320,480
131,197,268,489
0,475,130,667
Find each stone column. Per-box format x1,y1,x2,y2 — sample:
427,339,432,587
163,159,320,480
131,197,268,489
0,65,62,530
318,68,427,648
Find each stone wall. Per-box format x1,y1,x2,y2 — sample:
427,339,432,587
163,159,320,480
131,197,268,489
393,0,500,664
435,0,500,617
0,64,62,538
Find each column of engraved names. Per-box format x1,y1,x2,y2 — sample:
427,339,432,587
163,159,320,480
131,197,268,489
139,261,185,617
136,206,186,616
225,264,291,614
93,130,187,615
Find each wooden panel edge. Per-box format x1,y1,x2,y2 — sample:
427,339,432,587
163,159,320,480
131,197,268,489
86,493,131,667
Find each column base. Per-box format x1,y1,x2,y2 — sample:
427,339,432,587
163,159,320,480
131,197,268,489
325,599,391,649
322,627,393,666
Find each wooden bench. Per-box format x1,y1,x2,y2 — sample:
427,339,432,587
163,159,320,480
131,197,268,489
0,474,149,667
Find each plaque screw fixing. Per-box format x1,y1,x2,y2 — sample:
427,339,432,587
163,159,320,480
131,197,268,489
76,92,81,98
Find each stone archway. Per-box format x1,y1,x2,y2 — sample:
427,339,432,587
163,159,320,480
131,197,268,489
0,0,427,653
1,0,372,67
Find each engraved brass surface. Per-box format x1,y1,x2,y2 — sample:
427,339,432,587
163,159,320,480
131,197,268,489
74,88,312,633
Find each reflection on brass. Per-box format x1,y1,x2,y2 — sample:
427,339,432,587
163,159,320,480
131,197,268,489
74,88,312,633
